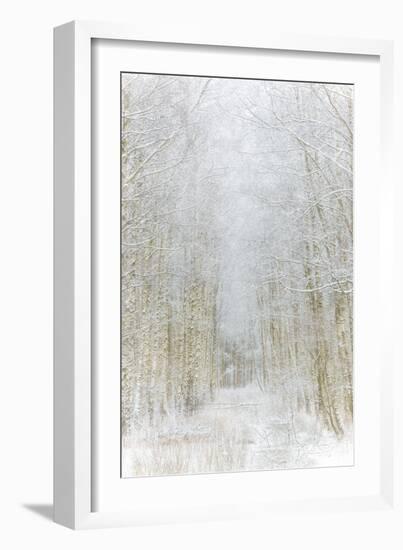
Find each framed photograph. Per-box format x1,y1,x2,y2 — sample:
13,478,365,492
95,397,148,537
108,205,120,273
54,21,396,529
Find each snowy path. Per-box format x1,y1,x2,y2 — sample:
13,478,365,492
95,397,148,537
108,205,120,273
122,385,353,478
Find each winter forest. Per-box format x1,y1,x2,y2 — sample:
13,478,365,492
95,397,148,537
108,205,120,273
121,73,354,477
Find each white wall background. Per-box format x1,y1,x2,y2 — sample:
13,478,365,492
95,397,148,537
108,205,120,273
0,0,401,548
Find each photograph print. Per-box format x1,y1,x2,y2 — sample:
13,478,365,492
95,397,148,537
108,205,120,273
120,72,354,477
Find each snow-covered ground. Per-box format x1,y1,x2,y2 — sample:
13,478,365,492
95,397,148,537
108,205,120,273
122,385,353,477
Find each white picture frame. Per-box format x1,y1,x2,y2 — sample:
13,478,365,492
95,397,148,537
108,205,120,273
54,20,397,530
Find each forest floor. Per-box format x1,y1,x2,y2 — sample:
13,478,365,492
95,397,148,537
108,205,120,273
122,385,353,478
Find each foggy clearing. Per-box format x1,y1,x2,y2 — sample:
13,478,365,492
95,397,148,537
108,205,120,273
121,73,353,477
